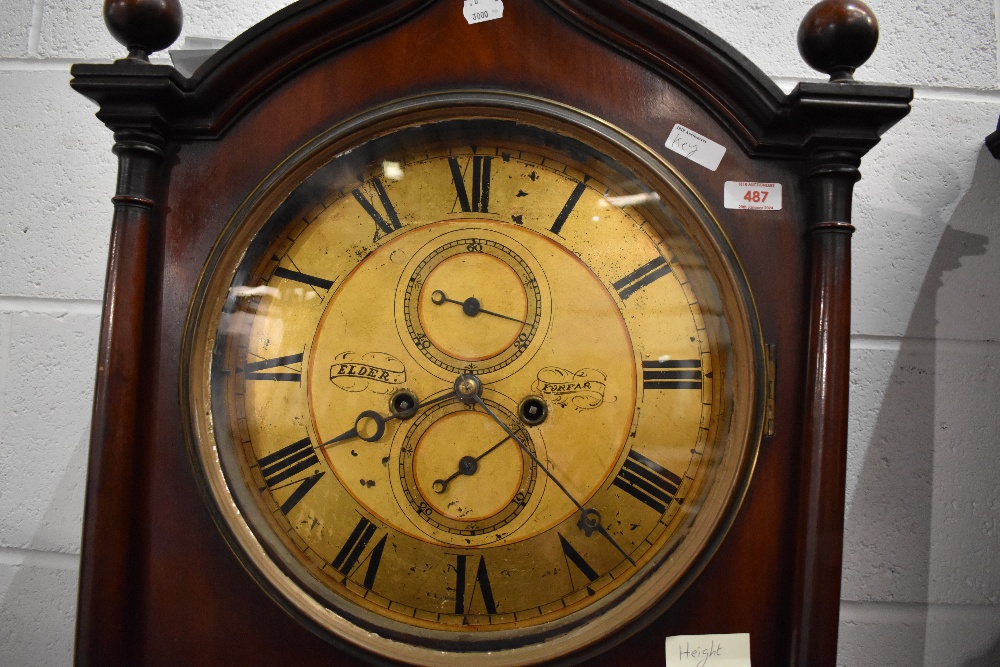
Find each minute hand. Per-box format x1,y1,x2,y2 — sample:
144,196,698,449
470,394,636,566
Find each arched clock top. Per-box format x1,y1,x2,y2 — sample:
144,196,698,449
72,0,910,157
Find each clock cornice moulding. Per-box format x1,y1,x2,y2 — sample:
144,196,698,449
72,0,910,155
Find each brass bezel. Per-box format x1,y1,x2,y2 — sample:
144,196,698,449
181,91,765,666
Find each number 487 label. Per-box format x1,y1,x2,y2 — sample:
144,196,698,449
724,181,782,211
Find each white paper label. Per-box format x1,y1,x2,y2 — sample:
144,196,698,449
464,0,504,24
724,181,782,210
665,124,726,171
665,633,752,666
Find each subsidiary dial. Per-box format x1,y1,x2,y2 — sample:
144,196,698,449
398,229,550,380
391,394,541,546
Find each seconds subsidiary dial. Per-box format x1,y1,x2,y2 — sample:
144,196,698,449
400,231,547,378
187,103,761,666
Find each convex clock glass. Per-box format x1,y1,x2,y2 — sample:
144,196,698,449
185,95,763,666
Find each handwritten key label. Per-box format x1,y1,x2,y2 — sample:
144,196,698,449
665,633,751,667
665,124,726,171
463,0,504,24
724,181,782,211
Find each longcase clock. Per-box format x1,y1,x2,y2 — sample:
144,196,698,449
71,0,911,665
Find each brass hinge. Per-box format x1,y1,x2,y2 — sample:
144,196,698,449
765,344,776,436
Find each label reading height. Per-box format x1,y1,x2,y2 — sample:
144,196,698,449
665,633,752,666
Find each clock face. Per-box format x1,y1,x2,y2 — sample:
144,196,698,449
186,97,761,666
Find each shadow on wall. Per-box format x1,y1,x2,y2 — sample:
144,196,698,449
962,637,1000,667
0,430,89,667
963,634,1000,667
845,148,997,666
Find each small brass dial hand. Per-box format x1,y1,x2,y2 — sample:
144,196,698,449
321,389,451,446
458,375,636,566
432,434,512,493
430,289,530,326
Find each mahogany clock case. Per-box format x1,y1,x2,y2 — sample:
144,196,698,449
69,1,912,665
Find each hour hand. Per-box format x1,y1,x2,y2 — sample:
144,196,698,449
321,389,449,447
323,409,389,445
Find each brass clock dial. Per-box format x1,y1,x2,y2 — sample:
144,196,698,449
186,96,762,666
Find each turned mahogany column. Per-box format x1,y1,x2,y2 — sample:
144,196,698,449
790,2,886,664
73,2,181,664
792,148,860,665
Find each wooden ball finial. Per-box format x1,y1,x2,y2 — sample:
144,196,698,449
104,0,183,61
798,0,879,82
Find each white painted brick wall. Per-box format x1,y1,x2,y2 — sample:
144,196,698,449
0,71,115,300
0,1,996,665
